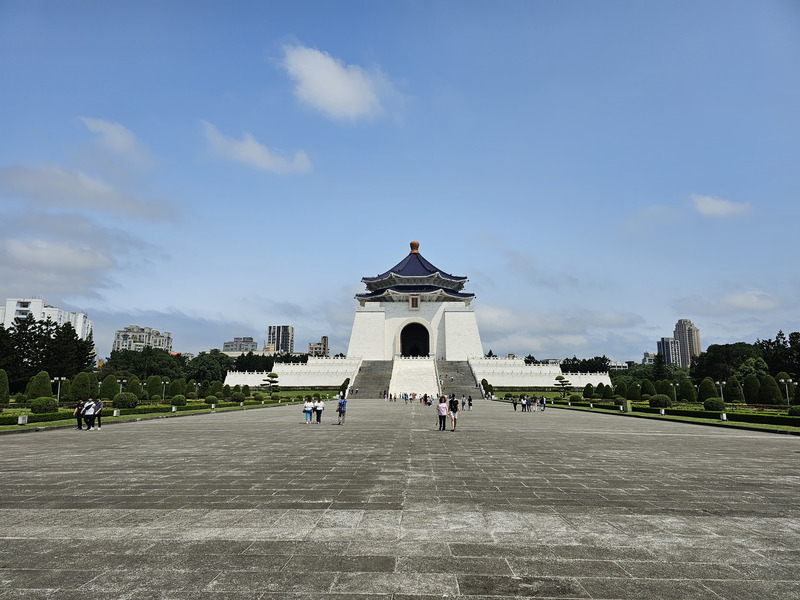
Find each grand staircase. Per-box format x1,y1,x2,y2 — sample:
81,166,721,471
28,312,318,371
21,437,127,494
437,360,480,400
349,361,393,399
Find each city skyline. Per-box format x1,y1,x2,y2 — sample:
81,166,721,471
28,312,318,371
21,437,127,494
1,2,798,362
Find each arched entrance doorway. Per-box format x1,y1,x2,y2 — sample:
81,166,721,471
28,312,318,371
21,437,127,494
400,323,429,357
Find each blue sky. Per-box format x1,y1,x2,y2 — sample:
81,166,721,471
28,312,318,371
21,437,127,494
1,0,798,362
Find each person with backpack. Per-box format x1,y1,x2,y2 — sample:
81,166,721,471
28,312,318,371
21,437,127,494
337,395,347,425
81,397,96,431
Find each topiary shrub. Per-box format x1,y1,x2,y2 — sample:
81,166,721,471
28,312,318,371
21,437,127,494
186,392,197,400
113,392,138,408
641,394,651,402
206,395,218,404
171,394,187,406
704,397,725,411
29,397,58,413
151,394,162,403
788,406,800,417
231,392,245,403
649,394,672,408
569,394,581,402
271,393,279,401
253,392,264,401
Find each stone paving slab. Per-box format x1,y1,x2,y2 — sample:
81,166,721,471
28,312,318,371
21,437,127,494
1,398,799,599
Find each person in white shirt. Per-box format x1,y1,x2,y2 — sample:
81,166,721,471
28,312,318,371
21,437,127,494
303,399,314,424
314,398,324,424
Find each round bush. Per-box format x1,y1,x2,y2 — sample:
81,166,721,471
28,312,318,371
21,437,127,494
253,392,264,401
29,397,58,413
569,394,581,402
151,394,162,403
171,394,187,406
649,394,672,408
704,397,725,411
230,392,246,403
205,395,218,404
113,392,138,409
788,406,800,417
270,393,279,401
186,391,197,400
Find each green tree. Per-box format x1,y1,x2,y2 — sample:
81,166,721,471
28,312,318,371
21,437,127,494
692,342,761,382
640,379,656,397
0,369,9,403
186,350,233,383
723,376,744,404
146,375,162,398
614,381,627,399
168,379,185,398
126,377,142,396
602,384,615,399
626,383,641,401
59,378,72,402
265,372,279,396
71,372,91,402
653,353,668,381
735,357,770,381
742,374,761,404
697,377,718,402
583,383,594,399
89,373,99,397
25,371,52,399
793,383,800,406
677,379,696,403
210,380,224,397
758,375,783,405
242,384,251,397
222,384,232,398
99,374,118,400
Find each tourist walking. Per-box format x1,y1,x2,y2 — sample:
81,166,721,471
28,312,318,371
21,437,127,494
437,396,448,431
81,397,96,431
467,395,473,411
337,396,347,425
512,397,518,411
303,398,314,424
94,397,103,430
448,395,460,431
521,397,527,412
314,398,324,423
461,395,466,412
74,398,85,430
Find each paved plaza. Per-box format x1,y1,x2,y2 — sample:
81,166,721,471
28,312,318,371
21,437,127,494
1,398,799,599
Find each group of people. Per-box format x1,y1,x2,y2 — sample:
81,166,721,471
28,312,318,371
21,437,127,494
436,395,463,431
73,397,103,430
303,393,348,425
511,395,546,412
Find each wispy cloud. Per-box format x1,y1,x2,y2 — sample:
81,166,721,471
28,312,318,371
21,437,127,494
691,194,750,217
0,164,169,218
78,117,155,170
675,289,780,315
281,44,395,121
202,121,311,174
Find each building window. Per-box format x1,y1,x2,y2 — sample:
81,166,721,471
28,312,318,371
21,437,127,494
409,296,419,310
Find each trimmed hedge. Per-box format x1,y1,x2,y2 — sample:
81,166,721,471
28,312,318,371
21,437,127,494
704,397,725,411
649,394,672,408
29,397,58,414
113,392,138,409
171,395,187,406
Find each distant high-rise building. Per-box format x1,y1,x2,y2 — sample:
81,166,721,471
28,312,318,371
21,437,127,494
113,325,172,352
308,335,329,357
657,337,680,366
0,297,93,340
223,336,259,353
267,325,294,354
673,318,701,368
642,351,656,365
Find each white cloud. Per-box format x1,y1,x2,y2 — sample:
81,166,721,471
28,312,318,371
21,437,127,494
281,44,392,121
202,121,312,174
675,289,781,315
78,117,155,169
3,238,113,271
691,194,751,217
0,164,169,218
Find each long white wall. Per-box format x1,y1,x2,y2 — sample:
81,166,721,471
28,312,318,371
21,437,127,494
347,301,483,361
469,357,611,389
224,357,362,389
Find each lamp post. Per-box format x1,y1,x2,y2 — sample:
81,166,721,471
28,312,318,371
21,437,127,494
672,382,680,402
715,380,726,402
162,379,169,401
117,378,127,395
779,379,793,406
51,377,66,403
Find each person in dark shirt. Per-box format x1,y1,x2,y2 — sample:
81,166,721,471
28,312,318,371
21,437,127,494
448,396,460,431
74,399,85,430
